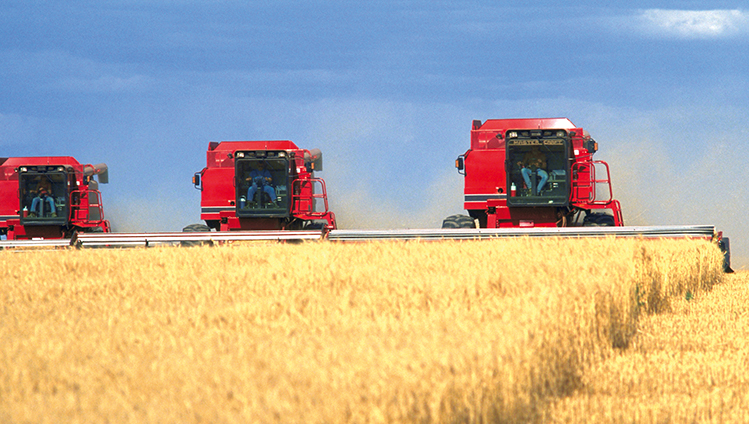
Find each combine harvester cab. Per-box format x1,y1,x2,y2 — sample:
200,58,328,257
187,140,336,234
0,157,110,240
446,118,623,229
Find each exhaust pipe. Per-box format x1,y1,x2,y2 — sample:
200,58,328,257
84,163,109,184
304,149,323,172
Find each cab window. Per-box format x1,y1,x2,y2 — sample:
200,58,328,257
506,135,570,206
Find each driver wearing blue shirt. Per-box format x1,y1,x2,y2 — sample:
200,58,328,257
246,162,277,206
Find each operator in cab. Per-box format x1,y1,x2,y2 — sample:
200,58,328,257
246,162,278,207
29,177,56,217
517,146,548,196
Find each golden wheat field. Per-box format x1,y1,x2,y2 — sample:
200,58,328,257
0,237,739,423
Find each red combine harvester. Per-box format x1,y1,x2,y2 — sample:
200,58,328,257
0,157,110,240
186,140,336,233
444,118,624,229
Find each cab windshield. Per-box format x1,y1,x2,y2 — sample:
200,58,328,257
19,169,68,225
235,157,289,217
506,134,570,207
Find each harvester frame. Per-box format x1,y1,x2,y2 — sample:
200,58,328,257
0,156,110,240
188,140,336,234
447,118,624,229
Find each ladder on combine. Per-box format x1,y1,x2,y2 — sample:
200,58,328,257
291,178,331,218
69,189,111,231
571,160,624,225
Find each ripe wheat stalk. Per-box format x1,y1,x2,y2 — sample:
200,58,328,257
0,238,724,423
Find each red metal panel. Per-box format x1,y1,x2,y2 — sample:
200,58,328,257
457,118,624,228
462,149,505,211
0,156,110,239
195,140,337,232
478,118,577,131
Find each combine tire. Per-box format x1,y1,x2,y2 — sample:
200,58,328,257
303,220,327,230
181,223,213,247
582,213,615,227
719,237,734,273
442,214,476,229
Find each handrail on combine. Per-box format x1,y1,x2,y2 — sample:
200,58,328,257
570,159,624,226
572,160,615,204
70,189,109,226
68,188,111,233
291,178,331,217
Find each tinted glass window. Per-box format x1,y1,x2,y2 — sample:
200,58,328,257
20,172,68,220
236,158,289,214
507,138,569,206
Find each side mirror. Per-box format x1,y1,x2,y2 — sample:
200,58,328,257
192,172,201,189
455,155,466,175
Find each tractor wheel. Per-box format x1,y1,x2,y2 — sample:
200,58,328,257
181,223,213,247
582,213,615,227
66,226,104,239
719,237,734,273
441,214,476,229
597,215,616,226
303,220,327,230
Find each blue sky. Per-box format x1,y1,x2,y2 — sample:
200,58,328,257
2,2,748,266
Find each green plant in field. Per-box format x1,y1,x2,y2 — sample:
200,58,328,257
634,283,647,309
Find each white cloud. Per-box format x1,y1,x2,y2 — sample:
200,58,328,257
636,9,749,39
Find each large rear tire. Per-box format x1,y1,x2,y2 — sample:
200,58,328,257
441,214,476,229
181,223,213,247
582,213,615,227
719,237,734,273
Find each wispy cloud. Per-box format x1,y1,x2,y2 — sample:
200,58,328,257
56,74,153,94
635,9,749,39
1,49,155,95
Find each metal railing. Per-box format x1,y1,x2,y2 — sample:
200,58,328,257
291,178,331,217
